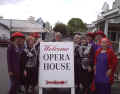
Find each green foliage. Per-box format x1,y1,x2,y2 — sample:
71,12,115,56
53,22,68,36
67,18,87,34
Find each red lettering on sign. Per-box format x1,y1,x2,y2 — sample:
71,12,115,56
44,45,69,51
46,80,67,85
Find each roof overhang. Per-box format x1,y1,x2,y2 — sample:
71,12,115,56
11,28,45,33
102,8,119,17
94,8,120,25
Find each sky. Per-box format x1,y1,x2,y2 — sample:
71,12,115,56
0,0,115,25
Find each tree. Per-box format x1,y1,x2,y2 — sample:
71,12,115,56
67,18,87,34
53,22,68,36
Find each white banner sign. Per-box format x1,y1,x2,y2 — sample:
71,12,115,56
39,42,74,88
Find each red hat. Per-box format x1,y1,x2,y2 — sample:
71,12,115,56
30,32,40,38
86,32,94,38
10,32,25,41
11,32,25,38
95,30,106,37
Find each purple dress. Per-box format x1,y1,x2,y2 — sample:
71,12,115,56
95,53,111,94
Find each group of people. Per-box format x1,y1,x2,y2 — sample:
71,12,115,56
74,31,118,94
7,32,65,94
7,32,41,94
7,31,118,94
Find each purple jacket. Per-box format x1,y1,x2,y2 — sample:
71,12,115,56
7,43,23,80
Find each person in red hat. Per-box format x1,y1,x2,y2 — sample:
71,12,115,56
93,38,118,94
86,32,94,44
90,31,113,94
7,32,25,94
30,32,40,42
85,32,96,94
93,30,107,52
30,32,43,92
20,36,39,94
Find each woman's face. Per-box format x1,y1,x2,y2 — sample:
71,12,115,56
81,38,87,45
73,35,81,44
95,35,103,42
87,36,93,43
101,39,108,49
27,38,35,47
15,37,25,47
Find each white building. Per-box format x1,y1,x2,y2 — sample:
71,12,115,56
86,23,96,32
93,0,120,53
0,23,10,40
0,18,45,40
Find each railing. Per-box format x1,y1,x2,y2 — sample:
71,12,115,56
114,57,120,82
111,41,119,54
114,72,120,82
110,41,120,82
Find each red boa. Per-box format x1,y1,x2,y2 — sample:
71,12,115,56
91,48,118,91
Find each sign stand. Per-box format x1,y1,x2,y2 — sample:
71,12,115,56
71,87,75,94
39,88,42,94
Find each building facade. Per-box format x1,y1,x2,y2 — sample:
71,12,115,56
93,0,120,54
